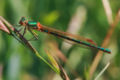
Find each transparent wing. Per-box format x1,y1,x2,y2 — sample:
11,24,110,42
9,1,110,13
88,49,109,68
42,25,97,46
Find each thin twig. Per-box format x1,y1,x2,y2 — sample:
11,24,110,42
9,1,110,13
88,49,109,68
94,62,110,80
102,0,113,24
46,40,81,78
0,16,59,74
89,9,120,80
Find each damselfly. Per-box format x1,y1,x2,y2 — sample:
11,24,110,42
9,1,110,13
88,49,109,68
18,17,111,54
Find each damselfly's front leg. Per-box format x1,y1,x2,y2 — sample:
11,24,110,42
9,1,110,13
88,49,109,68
14,24,23,32
14,24,27,37
23,26,27,36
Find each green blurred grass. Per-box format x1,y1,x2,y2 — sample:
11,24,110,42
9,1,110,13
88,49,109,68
0,0,120,80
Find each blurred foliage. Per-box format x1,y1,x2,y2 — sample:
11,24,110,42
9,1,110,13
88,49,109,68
0,0,120,80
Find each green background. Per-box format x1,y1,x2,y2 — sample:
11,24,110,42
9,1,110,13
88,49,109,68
0,0,120,80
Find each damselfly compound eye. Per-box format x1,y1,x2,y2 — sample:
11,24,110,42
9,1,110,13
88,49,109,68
19,17,26,25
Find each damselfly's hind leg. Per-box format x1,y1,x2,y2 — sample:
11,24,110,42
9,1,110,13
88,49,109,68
28,36,38,41
27,28,39,41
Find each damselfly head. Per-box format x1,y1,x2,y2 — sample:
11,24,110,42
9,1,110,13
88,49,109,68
19,17,27,26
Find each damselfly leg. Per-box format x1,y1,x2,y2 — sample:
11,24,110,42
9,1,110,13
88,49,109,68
27,28,38,41
15,24,38,41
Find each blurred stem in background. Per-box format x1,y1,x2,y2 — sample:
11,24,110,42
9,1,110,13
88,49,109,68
0,0,120,80
4,0,29,80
